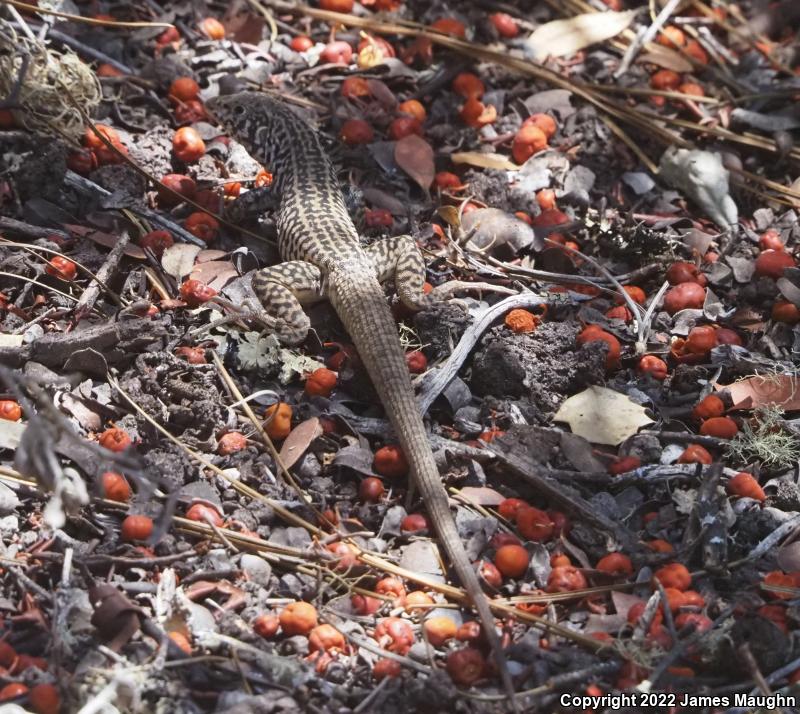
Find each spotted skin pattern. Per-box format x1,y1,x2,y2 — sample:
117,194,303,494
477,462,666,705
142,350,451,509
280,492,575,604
207,92,517,710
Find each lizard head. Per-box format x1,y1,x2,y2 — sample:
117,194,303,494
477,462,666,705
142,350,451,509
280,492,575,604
206,91,269,145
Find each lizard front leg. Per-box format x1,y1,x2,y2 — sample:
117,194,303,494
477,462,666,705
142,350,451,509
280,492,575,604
364,235,433,311
252,261,321,345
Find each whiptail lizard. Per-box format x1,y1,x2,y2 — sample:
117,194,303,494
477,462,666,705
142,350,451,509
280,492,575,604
207,91,517,710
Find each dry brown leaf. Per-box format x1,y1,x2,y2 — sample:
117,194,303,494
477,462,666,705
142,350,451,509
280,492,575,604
64,224,145,259
279,417,323,470
458,486,505,506
638,45,694,73
718,374,800,411
452,151,519,171
190,260,239,291
196,249,228,263
162,244,202,280
394,135,434,192
437,205,461,227
525,10,637,61
553,386,653,446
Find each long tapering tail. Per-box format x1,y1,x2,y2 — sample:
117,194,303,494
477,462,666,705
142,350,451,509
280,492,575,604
328,270,517,711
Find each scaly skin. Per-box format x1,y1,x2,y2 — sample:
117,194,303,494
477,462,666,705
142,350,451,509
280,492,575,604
208,92,517,711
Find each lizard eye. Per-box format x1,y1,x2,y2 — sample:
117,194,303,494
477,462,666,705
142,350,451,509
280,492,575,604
233,105,246,116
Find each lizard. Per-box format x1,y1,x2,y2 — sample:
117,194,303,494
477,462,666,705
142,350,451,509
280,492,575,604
207,91,518,711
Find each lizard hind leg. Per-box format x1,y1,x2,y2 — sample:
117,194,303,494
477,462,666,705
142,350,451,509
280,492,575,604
251,261,322,345
365,234,433,311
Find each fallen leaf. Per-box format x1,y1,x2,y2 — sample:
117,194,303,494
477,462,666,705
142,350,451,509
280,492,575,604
525,10,637,61
452,151,519,171
0,334,23,347
553,386,653,446
637,45,694,73
437,205,461,227
394,135,434,192
458,487,505,506
64,224,145,259
162,244,202,280
718,374,800,411
461,208,535,252
279,417,323,470
190,260,239,291
196,249,228,263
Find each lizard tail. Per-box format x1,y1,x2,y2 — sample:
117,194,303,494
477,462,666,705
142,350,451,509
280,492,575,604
328,272,518,712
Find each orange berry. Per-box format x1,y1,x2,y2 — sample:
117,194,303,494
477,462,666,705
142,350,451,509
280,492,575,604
430,17,466,37
0,400,22,421
373,444,408,478
45,256,77,281
684,39,708,64
755,250,795,278
423,616,458,646
253,613,279,638
169,77,200,102
596,553,633,577
101,471,131,502
637,355,668,380
654,563,691,591
279,601,318,636
340,118,374,145
218,432,247,455
405,350,428,374
374,617,414,654
400,513,428,533
546,565,587,592
305,367,337,397
186,502,224,527
320,0,354,10
516,506,554,541
657,26,686,48
264,402,292,440
184,213,219,244
699,416,738,439
434,171,463,190
536,189,556,211
608,455,642,475
576,326,621,369
172,126,205,163
489,12,519,38
650,69,682,90
388,116,423,140
139,230,174,257
512,125,548,164
341,77,371,99
158,173,196,206
497,497,527,522
98,427,132,452
727,472,765,501
359,477,385,503
494,544,530,578
663,282,706,314
397,99,426,122
290,36,314,52
522,113,557,139
446,647,484,685
677,444,713,465
772,300,800,324
121,514,153,541
28,683,60,714
309,623,346,652
459,97,496,127
199,17,225,40
684,325,717,355
692,394,725,420
504,308,539,333
179,278,217,307
321,40,353,65
678,82,705,97
759,229,784,251
373,658,402,679
0,683,28,700
452,72,484,100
